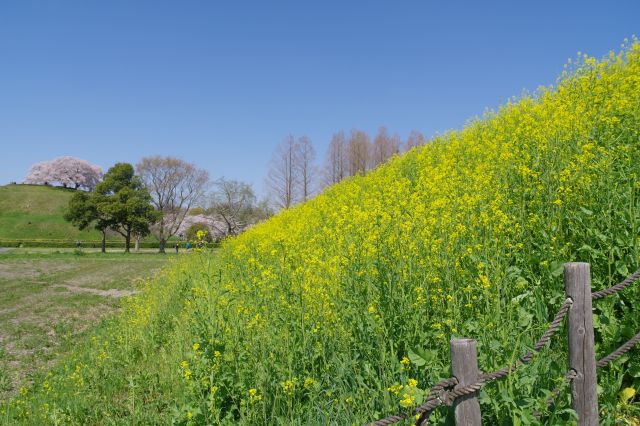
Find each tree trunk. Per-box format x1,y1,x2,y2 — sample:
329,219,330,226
159,237,166,254
125,231,131,253
101,230,106,253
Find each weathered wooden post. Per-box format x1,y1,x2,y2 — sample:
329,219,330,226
564,262,599,425
450,338,482,426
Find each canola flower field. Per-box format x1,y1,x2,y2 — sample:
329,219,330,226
3,41,640,425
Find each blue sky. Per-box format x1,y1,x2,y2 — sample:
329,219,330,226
1,1,638,196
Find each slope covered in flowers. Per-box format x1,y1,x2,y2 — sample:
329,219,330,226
4,41,640,424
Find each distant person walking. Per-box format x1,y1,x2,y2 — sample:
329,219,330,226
75,240,81,249
186,241,191,252
175,243,179,253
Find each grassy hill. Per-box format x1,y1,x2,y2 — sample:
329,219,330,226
0,184,103,241
3,42,640,424
0,184,166,247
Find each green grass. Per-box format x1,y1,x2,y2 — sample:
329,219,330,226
0,184,178,247
0,185,101,240
0,249,172,402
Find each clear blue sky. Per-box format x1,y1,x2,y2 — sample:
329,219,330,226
1,1,638,196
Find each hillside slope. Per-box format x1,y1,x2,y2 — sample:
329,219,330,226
3,42,640,424
0,185,165,247
0,184,102,240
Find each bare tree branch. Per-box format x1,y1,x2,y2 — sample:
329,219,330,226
136,156,209,253
296,135,317,202
266,135,299,210
347,129,370,176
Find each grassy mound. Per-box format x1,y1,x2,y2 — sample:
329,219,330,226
0,184,168,248
4,42,640,424
0,185,102,240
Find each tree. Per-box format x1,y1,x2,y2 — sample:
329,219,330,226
370,126,400,168
266,135,298,209
252,198,274,223
207,178,257,236
95,163,160,253
324,131,347,186
295,136,317,202
186,222,213,243
25,157,102,190
64,191,111,253
405,130,426,150
178,214,225,241
347,129,370,176
136,156,209,253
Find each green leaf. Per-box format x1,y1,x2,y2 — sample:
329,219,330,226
551,261,565,277
518,307,533,327
628,362,640,378
408,348,426,367
580,206,594,216
592,314,600,330
616,261,629,277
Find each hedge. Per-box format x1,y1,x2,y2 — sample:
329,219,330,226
0,239,220,249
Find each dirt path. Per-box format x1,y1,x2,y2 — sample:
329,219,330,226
55,284,134,298
0,252,169,400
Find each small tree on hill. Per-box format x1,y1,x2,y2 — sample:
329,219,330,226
95,163,160,253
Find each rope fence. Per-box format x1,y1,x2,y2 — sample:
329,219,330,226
367,264,640,426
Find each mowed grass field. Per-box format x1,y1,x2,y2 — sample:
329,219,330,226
0,249,172,401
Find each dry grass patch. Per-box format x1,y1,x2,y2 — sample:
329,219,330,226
0,250,170,400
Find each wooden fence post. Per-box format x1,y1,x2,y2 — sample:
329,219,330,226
451,338,482,426
564,262,599,425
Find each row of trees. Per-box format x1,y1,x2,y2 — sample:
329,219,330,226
266,135,316,209
37,125,426,252
266,127,426,209
62,157,271,253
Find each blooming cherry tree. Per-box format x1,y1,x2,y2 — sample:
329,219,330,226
25,157,103,190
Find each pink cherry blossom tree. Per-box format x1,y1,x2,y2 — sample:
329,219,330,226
25,156,103,190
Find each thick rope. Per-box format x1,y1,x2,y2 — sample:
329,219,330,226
369,299,572,426
369,265,640,426
367,377,458,426
597,329,640,368
592,268,640,300
479,298,573,383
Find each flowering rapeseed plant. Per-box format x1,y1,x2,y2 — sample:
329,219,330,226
4,40,640,425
